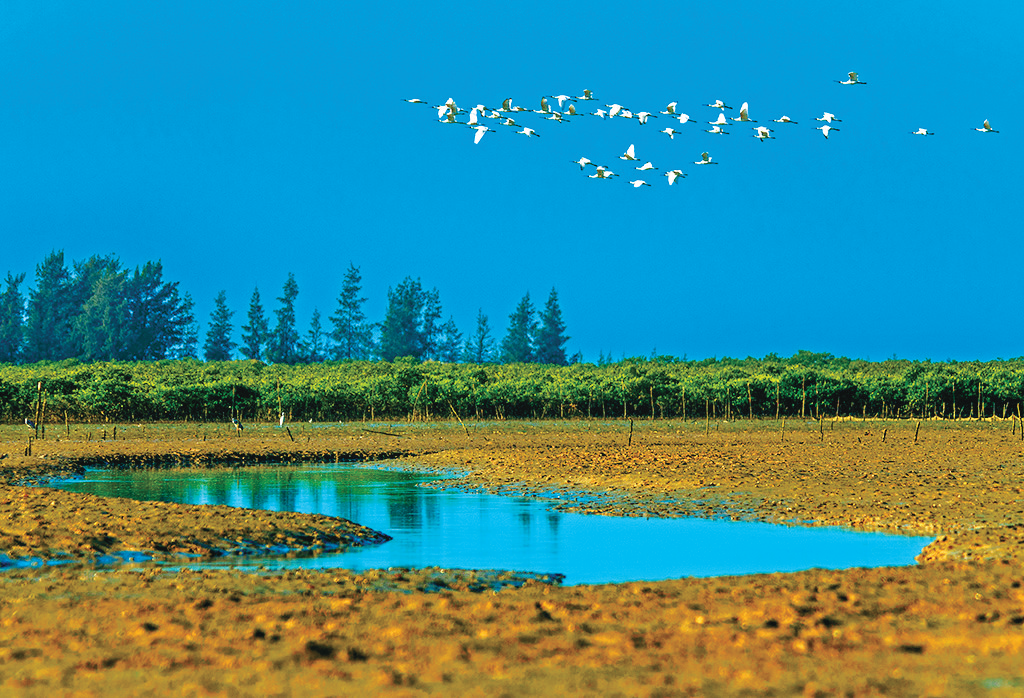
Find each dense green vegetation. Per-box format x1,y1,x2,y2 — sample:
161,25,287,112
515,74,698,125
4,351,1023,424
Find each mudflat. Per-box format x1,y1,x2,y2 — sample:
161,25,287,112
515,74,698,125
1,419,1023,696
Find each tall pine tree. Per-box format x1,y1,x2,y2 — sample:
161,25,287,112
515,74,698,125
203,290,236,361
462,309,494,364
436,316,462,363
534,287,570,365
23,251,74,362
500,292,536,363
300,308,326,362
240,286,268,361
0,272,26,363
378,277,426,361
329,263,374,360
266,273,301,364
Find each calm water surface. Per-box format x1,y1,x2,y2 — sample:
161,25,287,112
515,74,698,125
51,464,933,585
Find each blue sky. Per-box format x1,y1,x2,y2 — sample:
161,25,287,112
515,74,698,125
1,1,1020,362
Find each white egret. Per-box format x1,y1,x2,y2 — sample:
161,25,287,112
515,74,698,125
549,94,574,109
731,102,756,122
403,98,427,105
545,112,568,123
629,179,652,188
911,127,934,136
773,115,798,124
576,89,596,101
635,161,658,171
661,102,678,115
705,125,729,135
606,104,626,117
537,97,551,114
708,113,728,126
467,108,480,125
752,126,775,141
836,71,867,85
572,157,595,170
471,125,495,144
619,109,634,120
636,111,656,124
664,169,686,185
706,99,733,110
816,124,839,138
589,166,618,179
675,113,694,125
566,104,578,116
661,127,680,139
816,112,842,123
619,143,639,161
975,119,999,133
517,127,540,137
592,108,608,119
694,152,717,165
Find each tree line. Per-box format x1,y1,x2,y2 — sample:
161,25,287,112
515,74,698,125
0,252,573,366
1,352,1023,424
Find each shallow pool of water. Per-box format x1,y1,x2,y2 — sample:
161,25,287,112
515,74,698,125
51,464,933,585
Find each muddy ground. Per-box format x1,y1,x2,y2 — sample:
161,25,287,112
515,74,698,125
1,418,1023,696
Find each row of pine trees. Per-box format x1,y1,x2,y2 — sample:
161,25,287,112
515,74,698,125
0,252,574,366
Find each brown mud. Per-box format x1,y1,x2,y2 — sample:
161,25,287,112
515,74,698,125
1,419,1023,696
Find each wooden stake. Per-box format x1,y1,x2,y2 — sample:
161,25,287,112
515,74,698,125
781,416,786,442
449,401,470,438
628,418,634,447
915,420,921,443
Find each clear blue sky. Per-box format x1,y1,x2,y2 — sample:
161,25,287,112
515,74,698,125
1,1,1020,362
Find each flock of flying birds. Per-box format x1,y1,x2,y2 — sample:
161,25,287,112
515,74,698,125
405,72,1001,188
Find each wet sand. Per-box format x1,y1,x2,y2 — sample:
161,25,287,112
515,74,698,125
1,419,1023,696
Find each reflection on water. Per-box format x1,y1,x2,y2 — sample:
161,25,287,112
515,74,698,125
51,464,934,585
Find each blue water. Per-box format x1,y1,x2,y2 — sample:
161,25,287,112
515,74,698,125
49,464,934,585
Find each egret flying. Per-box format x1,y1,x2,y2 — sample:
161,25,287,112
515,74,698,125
975,119,998,133
706,99,733,110
628,179,652,188
661,102,678,115
773,115,798,124
705,125,729,135
675,113,694,125
592,108,608,119
517,127,540,137
635,161,658,171
731,102,755,122
403,98,427,105
549,94,574,109
816,112,842,123
752,126,775,141
537,97,551,114
471,125,495,144
661,127,680,139
606,104,626,117
695,152,717,165
664,169,686,185
635,111,656,124
589,166,618,179
572,156,594,170
816,124,839,138
911,127,934,136
708,112,728,126
619,144,639,161
836,71,867,85
576,89,596,101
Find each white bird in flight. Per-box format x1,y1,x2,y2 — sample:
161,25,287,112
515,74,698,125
708,113,728,126
471,125,495,144
911,127,934,136
635,111,656,125
403,98,428,105
619,144,639,161
661,102,679,115
629,179,652,188
836,71,867,85
816,112,842,123
705,125,729,135
675,113,695,125
589,166,618,179
606,104,626,118
752,126,775,141
661,127,680,139
694,151,717,165
975,119,999,133
572,156,594,169
816,124,839,138
664,169,686,185
576,89,596,101
773,115,799,124
517,126,540,137
706,99,733,110
635,161,658,171
731,102,756,122
549,94,574,109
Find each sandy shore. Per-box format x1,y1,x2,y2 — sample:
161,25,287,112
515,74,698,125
1,419,1023,696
